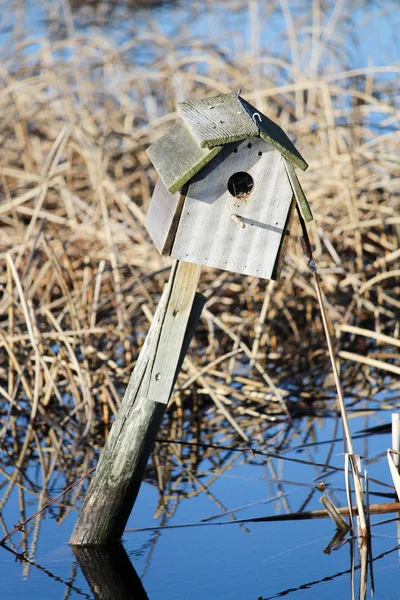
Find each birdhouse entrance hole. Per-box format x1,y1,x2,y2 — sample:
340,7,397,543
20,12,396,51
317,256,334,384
228,172,254,200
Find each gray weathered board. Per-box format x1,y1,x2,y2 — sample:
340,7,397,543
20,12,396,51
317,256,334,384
283,158,313,222
238,96,308,171
144,178,186,255
273,194,296,280
146,120,221,194
70,261,204,545
145,260,202,404
178,92,259,149
170,137,293,280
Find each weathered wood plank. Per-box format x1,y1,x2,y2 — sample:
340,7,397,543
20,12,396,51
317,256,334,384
238,96,308,171
272,194,296,280
178,92,258,149
146,261,202,404
171,138,293,280
146,121,221,194
70,262,204,545
283,158,313,222
144,178,187,255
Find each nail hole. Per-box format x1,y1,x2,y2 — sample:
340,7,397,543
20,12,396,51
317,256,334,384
258,151,262,156
247,143,252,148
233,147,238,153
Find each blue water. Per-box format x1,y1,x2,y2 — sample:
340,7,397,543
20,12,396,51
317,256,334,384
1,412,400,599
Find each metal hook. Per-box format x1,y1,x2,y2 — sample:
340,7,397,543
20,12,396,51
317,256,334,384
252,112,261,124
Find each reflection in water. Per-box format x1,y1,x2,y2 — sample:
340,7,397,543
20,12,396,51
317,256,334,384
258,536,400,600
73,543,150,600
0,540,150,599
1,414,399,598
0,543,91,599
70,0,175,6
69,0,178,20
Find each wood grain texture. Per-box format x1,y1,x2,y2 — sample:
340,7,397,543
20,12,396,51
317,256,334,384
70,262,203,545
70,301,161,545
178,92,258,149
171,137,293,281
283,159,313,222
146,121,221,194
238,96,308,171
272,194,296,280
146,261,201,404
144,178,186,255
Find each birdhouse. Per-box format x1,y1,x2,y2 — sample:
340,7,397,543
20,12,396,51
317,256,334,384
145,92,312,280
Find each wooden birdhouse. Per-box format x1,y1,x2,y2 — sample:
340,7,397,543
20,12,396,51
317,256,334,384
73,96,316,547
145,92,312,280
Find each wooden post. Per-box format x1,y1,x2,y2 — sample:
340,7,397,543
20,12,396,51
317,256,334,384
71,260,203,546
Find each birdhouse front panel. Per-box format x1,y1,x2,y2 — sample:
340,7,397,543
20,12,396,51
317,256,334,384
170,137,294,280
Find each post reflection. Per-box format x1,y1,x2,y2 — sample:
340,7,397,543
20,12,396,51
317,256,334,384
72,542,149,600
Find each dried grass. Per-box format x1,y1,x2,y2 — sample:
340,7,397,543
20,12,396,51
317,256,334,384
0,1,399,512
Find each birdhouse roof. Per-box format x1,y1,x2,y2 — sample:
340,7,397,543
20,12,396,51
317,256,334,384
147,92,308,195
